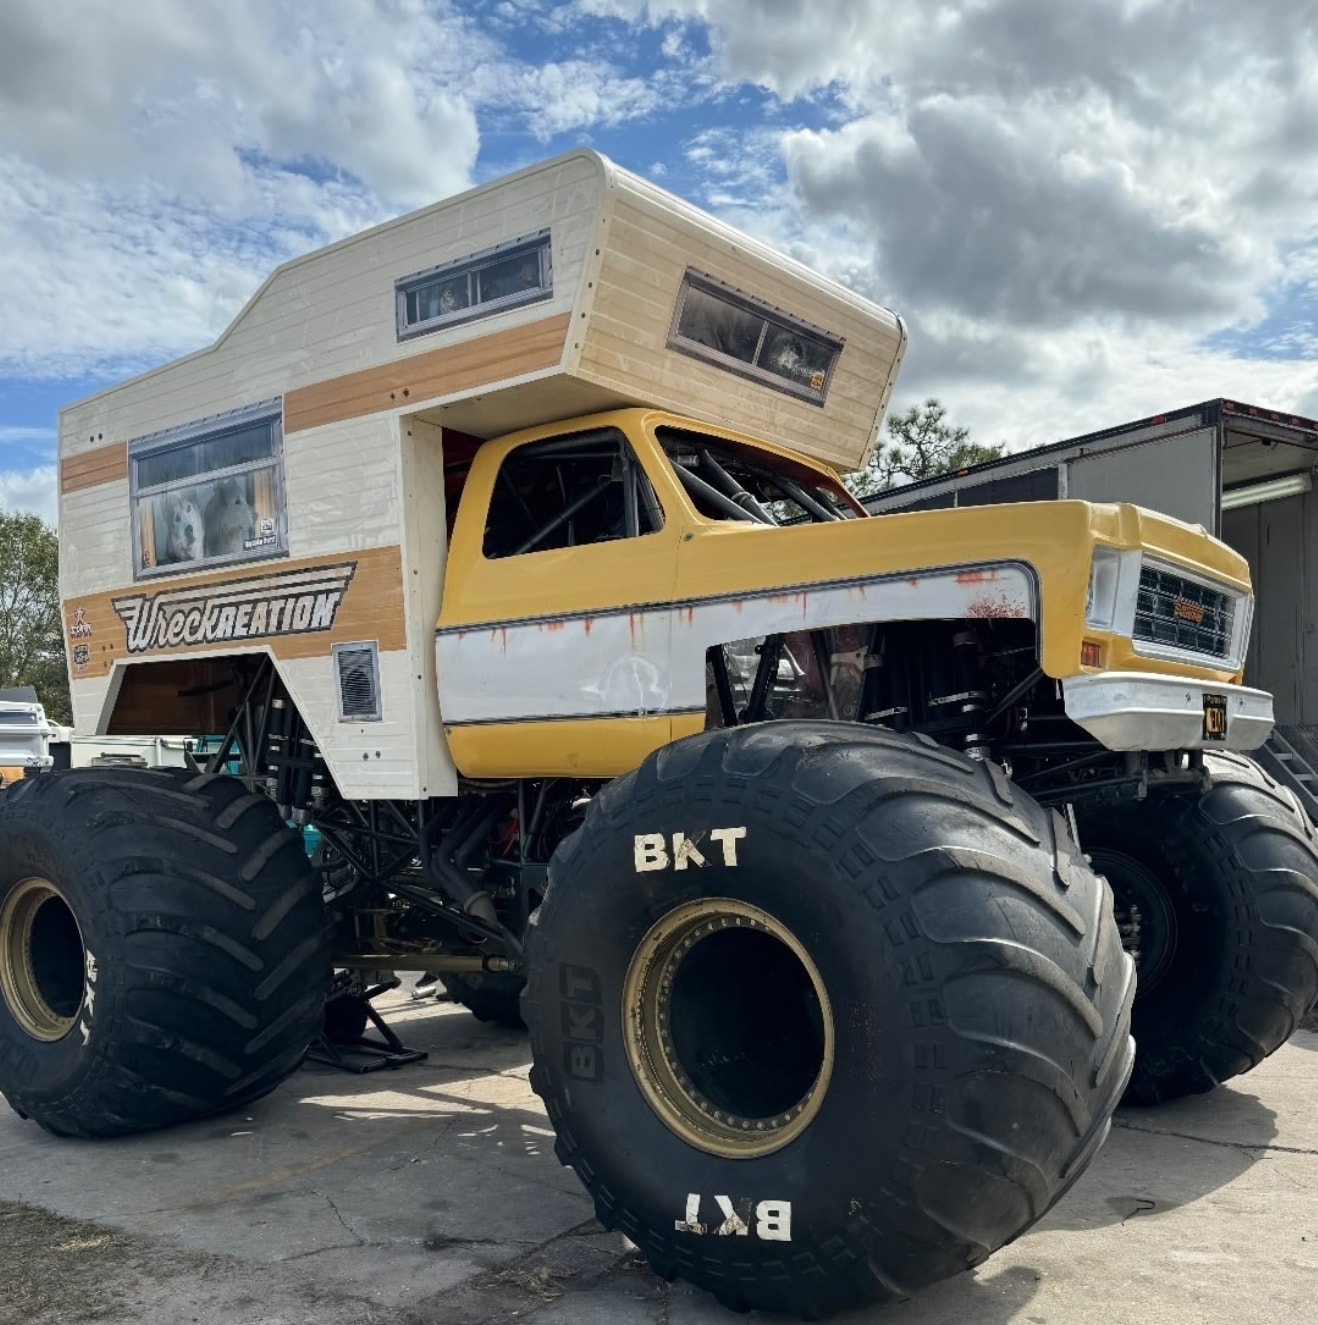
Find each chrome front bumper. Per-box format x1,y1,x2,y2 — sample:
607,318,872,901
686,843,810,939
1062,672,1274,752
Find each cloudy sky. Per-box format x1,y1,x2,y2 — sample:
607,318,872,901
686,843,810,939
3,0,1317,526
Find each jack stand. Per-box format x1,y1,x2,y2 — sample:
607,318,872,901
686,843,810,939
305,977,428,1074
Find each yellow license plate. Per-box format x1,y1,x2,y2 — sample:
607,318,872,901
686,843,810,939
1202,693,1228,741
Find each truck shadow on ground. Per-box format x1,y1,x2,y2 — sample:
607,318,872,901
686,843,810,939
274,995,1279,1322
0,992,1291,1325
1025,1082,1277,1235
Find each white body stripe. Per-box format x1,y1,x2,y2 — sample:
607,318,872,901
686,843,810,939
436,565,1034,724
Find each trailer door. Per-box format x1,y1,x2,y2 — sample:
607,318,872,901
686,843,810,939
1222,489,1316,728
1066,427,1219,531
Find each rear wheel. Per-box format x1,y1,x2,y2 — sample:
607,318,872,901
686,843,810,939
440,969,526,1029
0,767,330,1137
1079,751,1318,1105
525,723,1135,1319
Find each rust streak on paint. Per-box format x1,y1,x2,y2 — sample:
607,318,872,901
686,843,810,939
966,594,1026,619
956,569,1000,584
907,577,920,588
545,620,565,632
582,617,593,636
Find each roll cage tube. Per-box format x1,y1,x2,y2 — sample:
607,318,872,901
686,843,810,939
655,428,861,526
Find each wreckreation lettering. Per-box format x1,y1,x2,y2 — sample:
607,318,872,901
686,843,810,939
111,562,358,654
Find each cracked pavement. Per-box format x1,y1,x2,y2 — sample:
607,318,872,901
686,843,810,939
1,990,1315,1325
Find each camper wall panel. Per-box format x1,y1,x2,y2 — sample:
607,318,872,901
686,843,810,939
68,672,116,737
279,648,423,799
398,416,459,798
282,414,403,556
58,152,607,463
577,172,904,471
59,480,135,596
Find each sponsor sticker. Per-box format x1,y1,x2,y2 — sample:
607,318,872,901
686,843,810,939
110,561,358,655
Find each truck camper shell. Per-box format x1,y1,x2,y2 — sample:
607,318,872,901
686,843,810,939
57,150,905,800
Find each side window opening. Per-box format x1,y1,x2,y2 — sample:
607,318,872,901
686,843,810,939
482,430,664,560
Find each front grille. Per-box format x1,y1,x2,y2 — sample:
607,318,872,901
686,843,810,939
1133,564,1235,661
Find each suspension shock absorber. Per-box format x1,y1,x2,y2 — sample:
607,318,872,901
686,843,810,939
952,629,991,760
860,628,911,729
265,696,289,805
926,628,991,759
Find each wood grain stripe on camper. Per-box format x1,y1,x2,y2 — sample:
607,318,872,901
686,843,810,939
60,442,129,494
283,313,572,435
62,544,407,680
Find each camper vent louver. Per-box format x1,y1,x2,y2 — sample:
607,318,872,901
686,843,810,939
334,642,382,722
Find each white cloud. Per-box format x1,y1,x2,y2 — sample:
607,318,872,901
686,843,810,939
0,425,56,445
0,465,57,526
584,0,1318,442
0,154,390,381
2,0,1317,512
473,61,673,140
0,0,484,207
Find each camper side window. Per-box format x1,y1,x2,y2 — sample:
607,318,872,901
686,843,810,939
129,403,287,578
668,270,843,404
482,430,664,559
396,230,552,340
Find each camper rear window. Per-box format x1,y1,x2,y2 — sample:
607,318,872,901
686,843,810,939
396,230,552,340
668,271,843,404
129,403,287,578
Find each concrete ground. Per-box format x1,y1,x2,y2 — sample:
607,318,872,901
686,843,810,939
1,991,1315,1325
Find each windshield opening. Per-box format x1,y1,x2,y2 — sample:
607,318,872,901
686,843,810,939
655,427,862,526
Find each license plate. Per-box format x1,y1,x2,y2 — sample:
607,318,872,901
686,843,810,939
1203,693,1228,741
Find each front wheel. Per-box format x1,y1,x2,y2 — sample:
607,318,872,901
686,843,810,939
525,723,1134,1319
1078,751,1318,1105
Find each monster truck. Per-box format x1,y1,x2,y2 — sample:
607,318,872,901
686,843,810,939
3,150,1316,1318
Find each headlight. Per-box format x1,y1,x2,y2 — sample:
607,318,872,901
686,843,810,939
1085,547,1140,631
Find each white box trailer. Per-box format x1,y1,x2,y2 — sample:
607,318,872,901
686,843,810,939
57,149,905,802
863,397,1318,813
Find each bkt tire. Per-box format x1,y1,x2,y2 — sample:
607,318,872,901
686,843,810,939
1079,751,1318,1106
0,767,330,1137
524,723,1135,1319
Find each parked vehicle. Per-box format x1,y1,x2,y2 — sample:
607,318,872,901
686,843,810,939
3,154,1315,1319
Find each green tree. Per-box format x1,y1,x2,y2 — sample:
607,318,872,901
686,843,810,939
844,398,1005,499
0,511,70,724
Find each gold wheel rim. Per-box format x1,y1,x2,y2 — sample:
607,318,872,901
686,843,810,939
0,877,85,1042
622,897,834,1159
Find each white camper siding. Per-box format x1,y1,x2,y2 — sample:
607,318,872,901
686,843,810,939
280,647,420,800
282,415,404,556
398,417,459,799
59,151,607,465
69,671,115,738
574,168,905,472
59,479,134,598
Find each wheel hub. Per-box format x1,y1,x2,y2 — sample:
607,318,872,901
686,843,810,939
622,898,833,1158
1093,850,1178,995
0,877,86,1042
